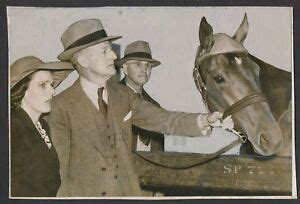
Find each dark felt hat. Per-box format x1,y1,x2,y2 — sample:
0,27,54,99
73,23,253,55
115,40,161,68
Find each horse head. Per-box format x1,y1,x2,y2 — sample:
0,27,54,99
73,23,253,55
194,14,283,156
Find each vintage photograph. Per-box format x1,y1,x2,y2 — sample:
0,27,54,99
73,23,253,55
7,6,295,198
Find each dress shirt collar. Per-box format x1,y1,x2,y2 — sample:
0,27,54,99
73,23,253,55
125,82,139,93
80,76,108,108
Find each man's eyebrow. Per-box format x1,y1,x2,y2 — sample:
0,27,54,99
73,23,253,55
33,80,53,85
38,80,53,83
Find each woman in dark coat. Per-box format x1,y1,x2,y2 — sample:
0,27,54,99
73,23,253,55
10,56,73,197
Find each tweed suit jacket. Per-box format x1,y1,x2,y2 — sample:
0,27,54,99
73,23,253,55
120,78,164,151
48,78,202,197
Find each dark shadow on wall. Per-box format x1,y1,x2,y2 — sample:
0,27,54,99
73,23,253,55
112,43,121,82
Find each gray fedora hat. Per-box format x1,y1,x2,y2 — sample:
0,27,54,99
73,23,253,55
115,41,161,68
58,19,122,61
10,56,74,89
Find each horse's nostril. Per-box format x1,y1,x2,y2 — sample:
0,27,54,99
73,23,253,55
256,131,283,156
259,133,270,151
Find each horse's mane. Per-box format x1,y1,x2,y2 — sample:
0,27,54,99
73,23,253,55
249,54,291,119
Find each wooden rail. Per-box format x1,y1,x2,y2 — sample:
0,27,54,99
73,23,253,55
133,152,292,196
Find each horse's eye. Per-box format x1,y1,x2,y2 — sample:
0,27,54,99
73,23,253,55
213,76,225,84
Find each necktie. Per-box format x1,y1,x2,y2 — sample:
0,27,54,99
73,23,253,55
138,93,143,99
97,87,108,117
135,91,151,146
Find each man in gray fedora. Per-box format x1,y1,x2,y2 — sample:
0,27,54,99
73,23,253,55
48,18,231,197
117,40,164,152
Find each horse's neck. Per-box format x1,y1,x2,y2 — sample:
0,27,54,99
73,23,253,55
249,55,292,120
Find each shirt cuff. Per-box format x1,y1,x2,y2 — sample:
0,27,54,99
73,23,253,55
197,114,211,136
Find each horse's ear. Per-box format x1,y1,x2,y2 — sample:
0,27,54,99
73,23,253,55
233,13,249,44
199,17,214,51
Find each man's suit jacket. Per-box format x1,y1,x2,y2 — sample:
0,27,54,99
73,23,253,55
48,78,202,197
120,78,164,151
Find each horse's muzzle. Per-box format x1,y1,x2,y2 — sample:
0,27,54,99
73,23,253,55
256,131,283,156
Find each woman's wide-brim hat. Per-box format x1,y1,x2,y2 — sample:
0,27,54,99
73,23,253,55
10,56,74,89
115,40,161,68
58,19,122,61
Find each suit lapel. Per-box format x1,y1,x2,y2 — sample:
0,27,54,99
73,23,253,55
71,80,110,157
106,80,124,135
142,89,160,107
16,108,51,152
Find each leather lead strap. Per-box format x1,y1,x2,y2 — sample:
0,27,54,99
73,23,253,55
134,138,241,170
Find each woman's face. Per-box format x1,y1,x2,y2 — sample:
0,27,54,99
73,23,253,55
22,70,55,115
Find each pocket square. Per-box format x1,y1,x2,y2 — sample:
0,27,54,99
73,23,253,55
123,111,132,122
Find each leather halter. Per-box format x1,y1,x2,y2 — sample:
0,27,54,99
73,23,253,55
223,93,268,119
193,66,268,120
193,64,269,145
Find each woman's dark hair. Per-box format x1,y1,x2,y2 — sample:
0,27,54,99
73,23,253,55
10,74,33,111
